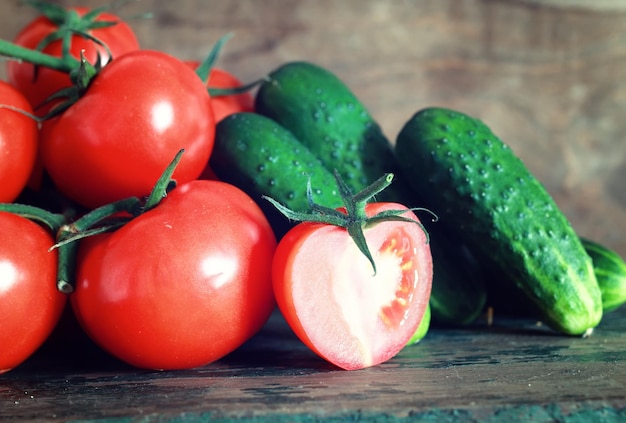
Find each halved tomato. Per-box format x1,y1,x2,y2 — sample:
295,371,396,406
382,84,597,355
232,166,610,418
271,202,433,370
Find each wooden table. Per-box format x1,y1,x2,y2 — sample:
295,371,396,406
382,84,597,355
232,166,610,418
2,307,625,422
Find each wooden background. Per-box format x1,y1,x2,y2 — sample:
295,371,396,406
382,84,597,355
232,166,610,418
0,0,624,258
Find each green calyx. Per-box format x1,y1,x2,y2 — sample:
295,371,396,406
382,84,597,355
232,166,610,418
264,171,436,274
27,0,118,116
27,0,119,59
0,1,126,117
40,51,102,119
0,1,114,74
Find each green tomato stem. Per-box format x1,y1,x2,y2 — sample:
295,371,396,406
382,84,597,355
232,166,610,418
56,196,143,245
54,149,186,250
143,149,185,212
56,242,77,294
0,39,79,73
0,202,74,293
208,79,263,98
0,202,66,232
0,1,122,99
52,196,142,294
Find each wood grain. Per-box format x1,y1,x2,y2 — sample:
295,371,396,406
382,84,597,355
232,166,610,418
2,308,626,421
0,0,624,258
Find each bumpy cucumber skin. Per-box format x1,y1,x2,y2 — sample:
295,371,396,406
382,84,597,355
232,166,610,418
395,107,602,335
485,238,626,316
581,238,626,312
209,112,343,236
255,61,411,202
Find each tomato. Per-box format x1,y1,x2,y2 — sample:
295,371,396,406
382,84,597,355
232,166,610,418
0,81,39,202
7,6,139,111
272,203,433,370
207,68,255,122
0,212,66,374
71,180,277,370
41,50,215,209
186,61,254,123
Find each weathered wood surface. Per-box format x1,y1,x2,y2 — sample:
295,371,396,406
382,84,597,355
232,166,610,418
0,0,624,257
2,308,626,422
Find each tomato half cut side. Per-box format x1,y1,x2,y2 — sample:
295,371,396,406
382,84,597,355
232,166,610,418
272,203,433,370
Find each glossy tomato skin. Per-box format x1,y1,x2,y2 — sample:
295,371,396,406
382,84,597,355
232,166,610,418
71,180,277,370
0,81,38,202
0,212,66,374
41,50,215,209
186,61,254,123
272,203,433,370
7,7,139,111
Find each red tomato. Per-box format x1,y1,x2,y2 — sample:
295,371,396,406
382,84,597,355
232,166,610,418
186,61,254,122
41,50,215,209
208,68,255,122
0,81,39,202
7,6,139,111
272,203,433,370
0,212,66,374
71,180,277,370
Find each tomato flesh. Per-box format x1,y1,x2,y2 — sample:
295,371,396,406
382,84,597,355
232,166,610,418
272,203,432,370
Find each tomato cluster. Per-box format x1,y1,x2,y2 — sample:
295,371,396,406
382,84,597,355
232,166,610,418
0,3,432,373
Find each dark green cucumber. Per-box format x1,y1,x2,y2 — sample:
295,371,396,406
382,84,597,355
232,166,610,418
395,107,603,335
209,112,343,236
256,62,486,326
485,238,626,316
428,231,487,326
255,61,411,202
581,238,626,312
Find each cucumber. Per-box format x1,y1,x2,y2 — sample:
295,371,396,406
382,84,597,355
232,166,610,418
254,61,412,202
209,112,343,236
256,62,486,326
486,238,626,316
395,107,603,335
428,231,487,326
581,238,626,312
